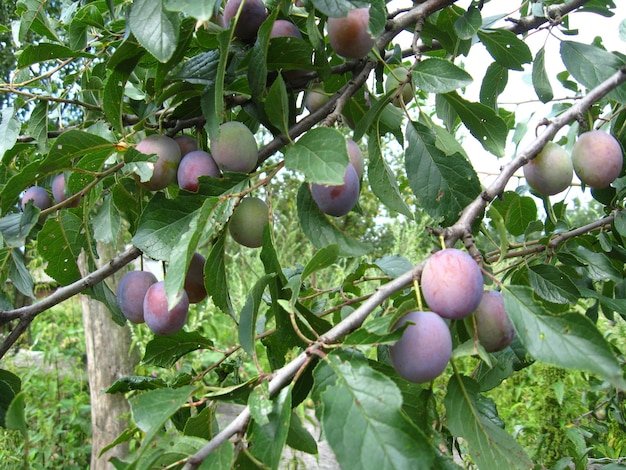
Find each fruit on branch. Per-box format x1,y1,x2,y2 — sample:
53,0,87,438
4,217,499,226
389,311,453,383
523,141,573,196
21,186,52,212
116,270,158,324
229,196,270,248
52,173,80,207
310,163,360,217
347,138,364,179
135,134,182,191
174,135,198,157
210,121,258,173
327,7,375,59
384,66,414,107
177,150,221,192
184,252,208,304
270,19,302,39
571,129,624,189
143,281,190,336
421,248,484,320
304,83,330,113
473,290,515,353
223,0,267,42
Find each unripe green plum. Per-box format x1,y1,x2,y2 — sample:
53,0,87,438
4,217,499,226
143,281,190,336
116,270,158,324
210,121,258,173
523,141,573,196
21,186,52,212
184,252,208,304
310,163,360,217
223,0,267,42
52,173,80,207
177,150,221,192
174,135,198,157
327,8,374,59
304,83,329,113
347,138,364,179
421,248,484,320
473,290,515,353
384,67,414,107
390,311,452,383
571,129,623,189
135,134,182,191
229,197,269,248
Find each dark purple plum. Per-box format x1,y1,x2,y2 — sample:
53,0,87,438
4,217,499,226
270,19,301,39
174,135,198,157
347,139,364,179
210,121,258,173
327,8,374,59
135,134,182,191
390,311,452,383
184,252,208,304
116,270,158,324
310,163,360,217
223,0,267,42
52,173,80,207
474,290,515,352
421,248,484,320
21,186,52,212
143,281,190,336
571,129,623,189
229,197,269,248
177,150,221,192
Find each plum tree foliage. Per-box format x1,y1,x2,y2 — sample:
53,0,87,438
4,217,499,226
1,0,626,469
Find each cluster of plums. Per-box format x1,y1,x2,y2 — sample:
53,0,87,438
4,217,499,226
20,173,80,214
523,130,624,196
390,248,515,383
116,253,207,335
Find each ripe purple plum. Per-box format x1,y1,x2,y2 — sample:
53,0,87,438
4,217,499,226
327,8,374,59
270,19,302,39
52,173,80,207
135,134,182,191
347,138,364,179
310,163,360,217
229,197,270,248
143,281,190,336
473,290,515,353
421,248,484,320
390,311,452,383
210,121,258,173
304,83,329,113
116,270,158,324
21,186,52,212
571,129,624,189
177,150,221,192
223,0,267,42
523,141,573,196
385,66,414,107
184,252,208,304
174,135,198,157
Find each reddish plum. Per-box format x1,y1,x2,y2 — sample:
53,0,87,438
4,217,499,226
143,281,190,336
116,270,158,324
21,186,52,212
135,134,182,191
571,129,623,189
327,8,374,59
184,252,208,303
473,290,515,353
177,150,221,192
310,163,360,217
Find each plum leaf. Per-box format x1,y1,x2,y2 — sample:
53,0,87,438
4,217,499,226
532,47,553,103
528,264,581,304
0,369,21,428
480,62,508,109
38,211,85,285
129,0,179,62
142,331,214,368
477,29,532,71
413,58,473,93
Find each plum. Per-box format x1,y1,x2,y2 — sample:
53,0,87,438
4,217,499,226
270,19,302,39
229,197,269,248
390,310,452,383
421,248,484,320
116,270,158,324
143,281,190,336
523,141,573,196
177,150,221,192
384,66,414,107
347,138,364,179
473,290,515,353
52,173,80,207
304,83,330,113
184,252,208,303
571,129,623,189
223,0,267,42
210,121,258,173
135,134,182,191
21,186,52,212
310,163,360,217
174,135,198,157
327,8,374,59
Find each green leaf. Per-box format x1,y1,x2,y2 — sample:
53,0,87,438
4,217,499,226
205,231,234,317
297,184,372,257
165,0,218,21
142,331,214,368
16,0,61,44
103,44,143,134
203,30,231,140
285,128,350,185
568,245,622,282
129,0,179,62
311,0,370,17
0,107,22,164
265,74,291,138
454,5,482,40
106,376,168,394
302,244,340,279
5,392,27,437
38,211,85,285
26,100,48,152
442,92,507,157
197,441,234,470
445,374,532,470
9,248,34,298
17,43,92,68
342,315,405,346
477,29,532,71
504,286,626,389
312,353,435,470
479,62,508,109
532,47,553,103
528,264,581,304
412,58,473,93
286,411,318,454
405,121,481,226
239,274,275,357
0,369,21,428
173,50,220,85
488,191,537,237
93,194,121,244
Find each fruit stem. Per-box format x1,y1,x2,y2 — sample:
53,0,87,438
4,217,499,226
413,278,423,311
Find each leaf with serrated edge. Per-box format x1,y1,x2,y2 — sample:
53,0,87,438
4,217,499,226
142,331,214,368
